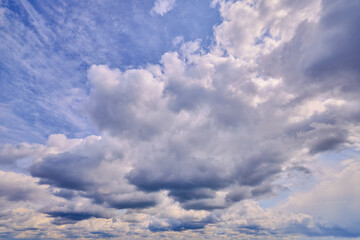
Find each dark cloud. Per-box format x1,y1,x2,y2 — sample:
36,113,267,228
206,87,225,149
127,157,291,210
181,200,227,210
148,216,216,232
126,158,231,193
234,152,283,186
31,153,95,191
225,187,250,203
107,197,157,210
225,184,275,203
309,133,348,155
45,211,107,225
14,227,39,232
80,189,159,211
308,0,360,78
305,127,349,155
168,188,216,202
250,184,274,198
52,189,77,200
262,0,360,96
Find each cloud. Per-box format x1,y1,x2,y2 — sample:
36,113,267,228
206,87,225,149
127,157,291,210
1,0,360,238
168,188,216,203
44,211,108,225
148,216,215,232
31,153,97,190
107,196,157,209
261,0,360,97
87,65,170,140
281,159,360,236
83,0,360,236
151,0,176,16
0,142,44,165
0,171,48,202
0,0,219,145
214,0,321,58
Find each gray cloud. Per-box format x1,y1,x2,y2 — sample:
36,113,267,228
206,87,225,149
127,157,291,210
234,151,284,186
126,157,231,192
31,153,96,191
107,198,157,210
181,199,227,211
0,171,49,203
308,129,348,155
168,188,216,203
262,0,360,97
45,211,108,225
148,216,216,232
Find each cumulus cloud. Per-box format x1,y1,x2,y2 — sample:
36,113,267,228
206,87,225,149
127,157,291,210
1,0,360,238
87,65,170,140
83,0,360,235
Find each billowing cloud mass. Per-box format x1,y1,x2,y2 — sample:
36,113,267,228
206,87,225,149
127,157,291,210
1,0,360,239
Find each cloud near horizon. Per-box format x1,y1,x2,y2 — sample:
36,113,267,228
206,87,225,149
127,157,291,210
0,0,360,239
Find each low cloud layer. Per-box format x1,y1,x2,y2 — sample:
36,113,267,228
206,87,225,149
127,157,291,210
1,0,360,239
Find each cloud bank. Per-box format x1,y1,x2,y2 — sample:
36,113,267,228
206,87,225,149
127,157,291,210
0,0,360,239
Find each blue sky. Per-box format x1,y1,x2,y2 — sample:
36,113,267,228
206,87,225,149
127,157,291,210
1,0,360,239
0,0,220,144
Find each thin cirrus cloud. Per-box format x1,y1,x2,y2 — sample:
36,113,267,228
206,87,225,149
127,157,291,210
0,0,360,239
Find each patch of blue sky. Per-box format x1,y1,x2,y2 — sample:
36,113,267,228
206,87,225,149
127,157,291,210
258,190,291,209
318,146,359,163
259,147,360,209
254,28,271,45
0,0,221,144
16,0,221,69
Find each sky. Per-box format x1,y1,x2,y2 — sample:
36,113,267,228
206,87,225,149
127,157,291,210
0,0,360,239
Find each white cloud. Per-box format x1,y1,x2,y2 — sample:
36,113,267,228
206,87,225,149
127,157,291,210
214,0,321,59
151,0,176,16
